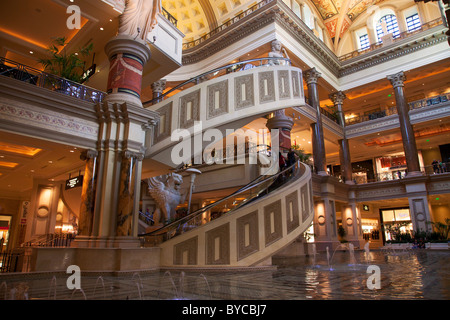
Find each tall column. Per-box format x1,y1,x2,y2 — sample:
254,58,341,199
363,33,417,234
330,91,354,184
116,151,144,243
151,79,166,104
104,34,152,108
304,67,327,175
387,72,421,176
77,150,98,236
266,109,294,153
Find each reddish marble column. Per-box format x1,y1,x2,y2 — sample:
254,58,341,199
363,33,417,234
78,150,98,236
266,109,294,153
305,68,327,175
387,72,421,175
104,34,152,108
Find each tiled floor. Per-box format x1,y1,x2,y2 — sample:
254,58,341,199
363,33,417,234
0,250,449,300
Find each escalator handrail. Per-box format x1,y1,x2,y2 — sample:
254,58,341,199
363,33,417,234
138,159,303,237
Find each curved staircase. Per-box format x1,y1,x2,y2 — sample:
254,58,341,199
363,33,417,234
140,161,313,268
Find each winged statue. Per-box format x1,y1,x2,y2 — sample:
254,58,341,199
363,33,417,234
147,172,188,225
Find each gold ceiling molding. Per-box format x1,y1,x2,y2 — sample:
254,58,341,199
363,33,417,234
198,0,219,31
0,142,42,157
0,161,19,169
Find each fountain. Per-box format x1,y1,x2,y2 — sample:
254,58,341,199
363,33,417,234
70,288,87,300
326,247,332,270
93,276,107,299
348,243,357,266
132,272,144,300
311,244,318,268
159,271,186,300
48,276,57,300
364,242,370,264
197,274,212,300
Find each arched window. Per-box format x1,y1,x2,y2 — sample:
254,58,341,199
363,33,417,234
376,14,400,42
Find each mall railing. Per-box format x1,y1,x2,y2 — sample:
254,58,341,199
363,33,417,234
21,233,75,248
344,92,450,126
143,57,292,106
0,251,23,273
0,57,106,104
338,17,444,62
139,159,304,245
339,162,450,184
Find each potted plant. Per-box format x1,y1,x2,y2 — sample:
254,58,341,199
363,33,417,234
38,36,93,84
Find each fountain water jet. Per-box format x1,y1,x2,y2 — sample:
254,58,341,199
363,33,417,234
48,276,57,300
132,272,144,300
93,276,107,299
364,242,370,264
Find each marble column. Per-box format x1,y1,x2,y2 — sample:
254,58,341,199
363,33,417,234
265,109,294,153
116,150,144,238
330,91,354,184
104,34,152,108
151,79,166,104
77,149,98,236
305,68,327,175
387,72,421,176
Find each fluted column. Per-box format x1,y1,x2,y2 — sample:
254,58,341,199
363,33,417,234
387,72,421,176
305,67,327,175
78,149,98,236
151,79,166,104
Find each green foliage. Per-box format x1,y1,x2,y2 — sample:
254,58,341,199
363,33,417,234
291,144,312,164
38,36,93,83
427,218,450,240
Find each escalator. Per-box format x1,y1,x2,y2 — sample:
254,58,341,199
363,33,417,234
139,159,313,268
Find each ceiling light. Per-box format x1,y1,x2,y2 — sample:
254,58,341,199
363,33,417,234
29,51,33,54
100,27,104,31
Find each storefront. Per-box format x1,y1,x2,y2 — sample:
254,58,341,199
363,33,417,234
380,207,413,243
375,152,424,181
0,215,12,253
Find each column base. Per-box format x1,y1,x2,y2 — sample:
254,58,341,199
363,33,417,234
317,171,328,176
103,92,143,108
406,171,423,177
345,180,355,185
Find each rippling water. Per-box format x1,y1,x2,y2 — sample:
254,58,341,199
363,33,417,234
0,250,449,300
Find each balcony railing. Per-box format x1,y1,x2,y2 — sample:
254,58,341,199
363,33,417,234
0,57,106,104
161,7,177,27
143,57,292,106
344,93,450,126
338,17,444,62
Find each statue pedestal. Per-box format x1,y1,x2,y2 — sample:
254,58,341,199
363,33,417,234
104,34,151,108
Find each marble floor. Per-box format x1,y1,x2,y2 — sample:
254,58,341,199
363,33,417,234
0,250,449,300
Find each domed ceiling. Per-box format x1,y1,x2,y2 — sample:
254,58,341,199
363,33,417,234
161,0,390,46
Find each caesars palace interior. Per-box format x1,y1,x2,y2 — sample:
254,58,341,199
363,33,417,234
0,0,449,278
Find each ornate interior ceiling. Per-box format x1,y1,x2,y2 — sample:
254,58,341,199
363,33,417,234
160,0,391,46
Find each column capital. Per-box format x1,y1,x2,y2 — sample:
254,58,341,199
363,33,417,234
123,150,145,161
80,149,98,160
387,71,406,89
329,91,347,106
304,67,322,85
